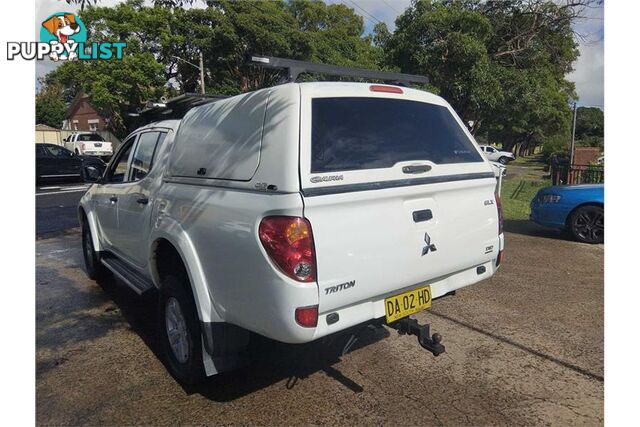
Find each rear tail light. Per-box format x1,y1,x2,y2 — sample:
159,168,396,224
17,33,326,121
495,192,504,266
259,216,316,282
495,193,504,234
295,306,318,327
370,85,403,94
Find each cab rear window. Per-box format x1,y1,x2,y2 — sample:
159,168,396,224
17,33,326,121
311,97,482,173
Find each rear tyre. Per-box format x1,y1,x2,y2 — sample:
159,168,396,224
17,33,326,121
569,205,604,244
159,274,206,385
82,220,108,280
498,156,509,165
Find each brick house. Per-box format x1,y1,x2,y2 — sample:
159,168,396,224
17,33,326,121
62,93,109,132
572,147,601,166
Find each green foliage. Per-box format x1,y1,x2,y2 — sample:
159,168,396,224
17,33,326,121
45,0,381,133
36,84,66,129
575,106,604,147
541,131,570,160
380,0,581,152
501,178,548,221
382,1,501,133
45,0,591,145
580,164,604,184
65,0,99,11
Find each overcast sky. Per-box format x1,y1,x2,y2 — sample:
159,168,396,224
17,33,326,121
36,0,604,107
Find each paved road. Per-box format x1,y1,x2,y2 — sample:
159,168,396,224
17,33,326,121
36,183,90,237
36,227,603,425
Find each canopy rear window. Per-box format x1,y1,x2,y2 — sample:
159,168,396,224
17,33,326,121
311,97,482,173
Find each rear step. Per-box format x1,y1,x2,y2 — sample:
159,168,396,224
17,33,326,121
101,253,154,295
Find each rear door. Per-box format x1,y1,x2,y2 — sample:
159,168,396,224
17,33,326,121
299,84,500,312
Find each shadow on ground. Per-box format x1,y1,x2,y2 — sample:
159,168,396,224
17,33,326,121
37,247,390,402
504,219,573,241
190,325,389,401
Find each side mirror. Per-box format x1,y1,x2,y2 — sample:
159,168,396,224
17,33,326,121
83,165,103,183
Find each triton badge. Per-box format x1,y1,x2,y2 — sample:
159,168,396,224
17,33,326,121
422,232,437,256
324,280,355,295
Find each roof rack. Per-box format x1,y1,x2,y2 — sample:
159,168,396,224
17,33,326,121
247,54,429,86
126,92,228,129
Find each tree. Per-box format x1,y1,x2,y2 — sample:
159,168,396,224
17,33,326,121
44,0,382,134
378,0,591,154
45,52,166,135
381,1,502,134
36,84,66,128
575,107,604,147
65,0,99,11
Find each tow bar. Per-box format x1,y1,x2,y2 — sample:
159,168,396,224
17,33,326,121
388,317,445,356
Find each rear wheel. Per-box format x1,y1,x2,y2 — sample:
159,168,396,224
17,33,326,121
498,156,509,165
570,205,604,244
159,274,206,385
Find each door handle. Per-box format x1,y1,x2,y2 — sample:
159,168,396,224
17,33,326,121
402,164,432,174
109,196,118,203
136,197,149,205
413,209,433,223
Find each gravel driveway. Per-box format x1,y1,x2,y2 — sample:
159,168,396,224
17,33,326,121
36,227,603,425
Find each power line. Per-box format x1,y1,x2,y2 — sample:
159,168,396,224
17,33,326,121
343,0,383,25
381,0,402,14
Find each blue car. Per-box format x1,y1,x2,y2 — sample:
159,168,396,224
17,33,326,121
530,184,604,244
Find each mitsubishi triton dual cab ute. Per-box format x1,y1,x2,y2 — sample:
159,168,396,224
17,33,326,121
79,57,504,384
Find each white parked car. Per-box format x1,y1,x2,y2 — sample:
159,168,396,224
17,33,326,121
479,145,515,164
79,78,504,384
64,132,113,158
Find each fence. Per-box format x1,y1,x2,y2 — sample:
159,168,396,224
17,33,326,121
551,164,604,185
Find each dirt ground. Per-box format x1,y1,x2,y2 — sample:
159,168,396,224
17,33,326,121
36,225,603,426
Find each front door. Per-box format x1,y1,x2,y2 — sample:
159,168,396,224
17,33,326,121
92,136,136,249
114,131,167,267
39,144,81,178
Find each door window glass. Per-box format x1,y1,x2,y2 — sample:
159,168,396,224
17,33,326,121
130,132,161,181
42,145,73,158
109,140,134,183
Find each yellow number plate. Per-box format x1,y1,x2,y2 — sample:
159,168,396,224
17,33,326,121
385,285,432,323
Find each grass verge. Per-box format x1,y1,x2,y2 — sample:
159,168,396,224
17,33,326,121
501,178,548,221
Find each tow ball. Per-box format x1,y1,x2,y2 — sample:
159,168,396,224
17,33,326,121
388,317,445,356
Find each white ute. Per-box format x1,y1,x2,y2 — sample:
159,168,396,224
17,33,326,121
65,132,113,158
479,144,515,164
79,59,504,384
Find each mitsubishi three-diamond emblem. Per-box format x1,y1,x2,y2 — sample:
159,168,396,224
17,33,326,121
422,232,437,256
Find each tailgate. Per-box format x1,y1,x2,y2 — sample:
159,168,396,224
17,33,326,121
304,179,499,312
298,84,500,312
